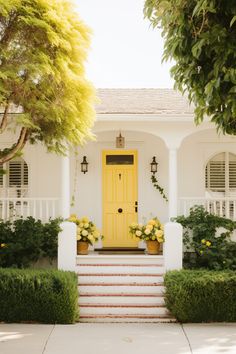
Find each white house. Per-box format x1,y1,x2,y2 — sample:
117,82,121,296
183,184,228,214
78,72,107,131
2,88,236,322
1,88,236,249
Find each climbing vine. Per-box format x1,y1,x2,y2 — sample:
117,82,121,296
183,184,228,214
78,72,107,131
151,175,168,202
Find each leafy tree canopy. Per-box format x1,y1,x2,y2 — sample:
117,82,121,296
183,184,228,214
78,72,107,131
144,0,236,135
0,0,95,163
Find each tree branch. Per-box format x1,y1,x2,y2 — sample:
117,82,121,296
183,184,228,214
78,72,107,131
0,102,10,133
0,127,28,164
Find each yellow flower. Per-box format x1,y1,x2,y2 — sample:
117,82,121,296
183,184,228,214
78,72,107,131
84,223,89,229
148,219,156,226
131,222,138,228
88,234,95,242
93,230,100,238
0,243,6,248
68,214,77,223
155,230,163,238
136,230,142,237
160,224,164,231
77,235,82,241
206,241,211,247
157,237,164,243
201,239,206,244
144,228,151,235
151,236,156,240
82,230,88,236
81,217,89,223
146,224,153,230
200,250,203,254
79,223,84,228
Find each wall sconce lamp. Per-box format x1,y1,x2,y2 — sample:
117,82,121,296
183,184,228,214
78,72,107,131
81,156,88,174
150,156,158,175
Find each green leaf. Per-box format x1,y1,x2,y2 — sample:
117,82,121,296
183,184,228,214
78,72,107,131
230,15,236,28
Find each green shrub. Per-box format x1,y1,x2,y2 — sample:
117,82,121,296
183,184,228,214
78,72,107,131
0,268,78,323
0,217,61,268
165,270,236,322
174,206,236,270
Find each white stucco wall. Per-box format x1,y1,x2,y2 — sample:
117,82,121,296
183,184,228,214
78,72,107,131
0,130,62,198
2,121,236,224
70,130,169,229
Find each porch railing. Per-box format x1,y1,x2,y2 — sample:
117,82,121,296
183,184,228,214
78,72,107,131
180,197,236,220
0,198,60,221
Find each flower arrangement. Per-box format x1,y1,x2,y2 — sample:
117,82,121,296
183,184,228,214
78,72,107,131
129,218,164,243
68,215,102,245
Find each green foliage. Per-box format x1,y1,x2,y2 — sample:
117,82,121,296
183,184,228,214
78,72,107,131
151,174,168,201
0,268,78,323
0,0,96,162
144,0,236,135
164,270,236,322
0,217,61,268
175,205,236,270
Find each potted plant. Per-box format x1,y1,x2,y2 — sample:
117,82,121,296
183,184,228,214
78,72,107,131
68,215,102,255
129,218,164,255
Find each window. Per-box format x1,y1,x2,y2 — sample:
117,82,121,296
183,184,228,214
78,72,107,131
106,155,134,165
0,158,28,197
205,152,236,196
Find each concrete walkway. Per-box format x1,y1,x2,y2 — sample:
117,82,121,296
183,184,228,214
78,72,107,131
1,323,236,354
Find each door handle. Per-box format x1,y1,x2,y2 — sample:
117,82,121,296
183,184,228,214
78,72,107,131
135,201,138,213
118,208,123,213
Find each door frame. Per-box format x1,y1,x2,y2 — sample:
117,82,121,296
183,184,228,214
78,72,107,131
102,149,138,247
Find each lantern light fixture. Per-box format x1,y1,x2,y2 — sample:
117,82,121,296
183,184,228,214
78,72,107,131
150,156,158,175
81,156,88,174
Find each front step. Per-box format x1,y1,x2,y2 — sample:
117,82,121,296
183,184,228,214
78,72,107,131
79,314,175,323
76,254,175,323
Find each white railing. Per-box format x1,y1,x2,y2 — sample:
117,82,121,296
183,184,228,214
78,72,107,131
0,187,28,198
180,197,236,220
0,198,60,221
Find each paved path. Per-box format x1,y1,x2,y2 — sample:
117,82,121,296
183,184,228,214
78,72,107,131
1,323,236,354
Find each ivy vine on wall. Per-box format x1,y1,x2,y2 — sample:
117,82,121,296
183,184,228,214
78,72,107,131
151,175,168,202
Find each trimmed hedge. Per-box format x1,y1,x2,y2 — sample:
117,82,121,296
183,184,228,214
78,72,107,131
0,268,78,324
164,270,236,323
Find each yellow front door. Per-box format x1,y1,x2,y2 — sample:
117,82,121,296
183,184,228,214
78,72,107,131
102,150,138,247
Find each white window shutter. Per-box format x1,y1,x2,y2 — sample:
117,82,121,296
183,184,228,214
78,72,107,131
205,152,236,196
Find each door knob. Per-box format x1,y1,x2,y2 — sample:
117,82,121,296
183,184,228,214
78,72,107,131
118,208,123,213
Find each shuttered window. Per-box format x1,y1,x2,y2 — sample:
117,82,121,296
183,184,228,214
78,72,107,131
8,159,28,187
0,158,28,196
205,152,236,195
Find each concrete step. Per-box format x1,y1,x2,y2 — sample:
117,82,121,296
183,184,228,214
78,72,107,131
79,283,165,295
78,274,164,284
79,294,165,305
76,265,165,275
77,254,164,265
76,254,171,323
79,304,169,316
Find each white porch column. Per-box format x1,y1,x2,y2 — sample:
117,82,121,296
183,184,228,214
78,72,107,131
168,148,178,220
60,154,70,218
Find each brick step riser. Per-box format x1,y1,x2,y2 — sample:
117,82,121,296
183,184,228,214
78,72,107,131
78,275,164,284
79,306,169,316
79,317,176,323
76,266,165,275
